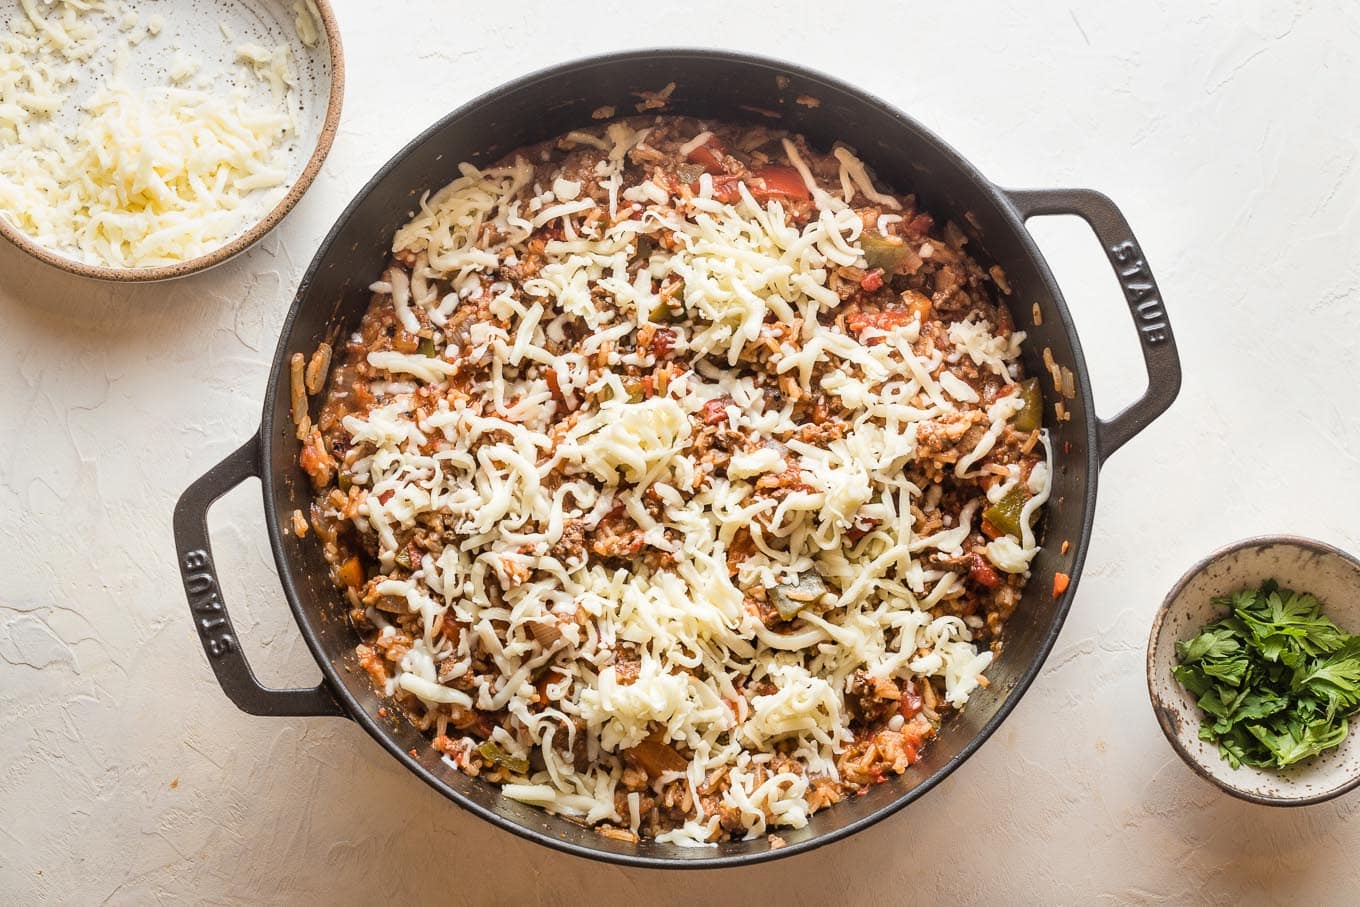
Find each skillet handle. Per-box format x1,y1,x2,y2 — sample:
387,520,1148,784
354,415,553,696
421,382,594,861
174,434,347,718
1005,188,1182,463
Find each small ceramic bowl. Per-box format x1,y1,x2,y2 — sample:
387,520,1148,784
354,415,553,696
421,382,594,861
0,0,344,281
1148,535,1360,805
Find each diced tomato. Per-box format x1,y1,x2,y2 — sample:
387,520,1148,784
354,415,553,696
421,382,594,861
298,435,335,488
699,166,811,205
846,307,917,335
898,680,923,719
686,136,725,173
298,442,324,477
707,174,742,204
1053,572,1071,598
701,397,733,425
969,552,1001,589
751,166,810,201
899,712,927,764
651,327,676,359
377,489,395,505
860,269,885,292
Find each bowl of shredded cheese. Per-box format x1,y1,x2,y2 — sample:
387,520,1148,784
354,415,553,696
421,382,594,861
0,0,343,280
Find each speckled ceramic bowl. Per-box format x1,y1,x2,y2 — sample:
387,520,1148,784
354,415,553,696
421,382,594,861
1148,535,1360,805
0,0,344,281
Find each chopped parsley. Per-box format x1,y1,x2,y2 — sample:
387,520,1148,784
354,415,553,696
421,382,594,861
1173,580,1360,770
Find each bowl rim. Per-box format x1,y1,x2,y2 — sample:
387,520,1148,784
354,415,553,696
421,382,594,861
0,0,346,283
1146,532,1360,806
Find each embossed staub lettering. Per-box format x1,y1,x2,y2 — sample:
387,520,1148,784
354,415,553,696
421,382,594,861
183,549,236,658
1110,240,1169,344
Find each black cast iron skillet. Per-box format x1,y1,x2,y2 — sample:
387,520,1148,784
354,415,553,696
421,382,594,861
174,49,1181,868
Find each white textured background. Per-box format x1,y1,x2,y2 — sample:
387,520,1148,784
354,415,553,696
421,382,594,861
3,1,1360,904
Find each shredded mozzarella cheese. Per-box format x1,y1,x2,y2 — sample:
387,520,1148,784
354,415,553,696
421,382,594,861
0,1,299,267
327,120,1052,844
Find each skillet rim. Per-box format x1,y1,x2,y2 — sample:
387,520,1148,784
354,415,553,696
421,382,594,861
256,47,1100,868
